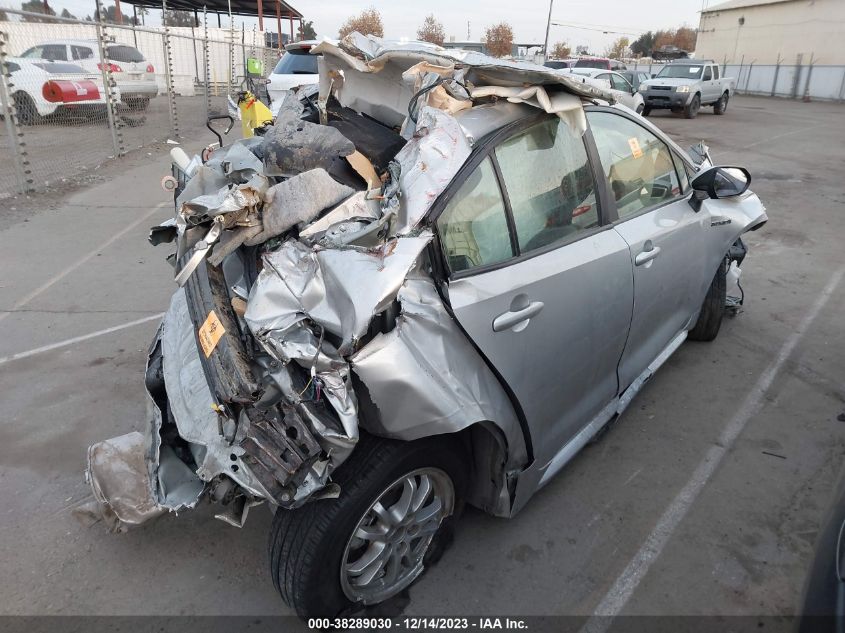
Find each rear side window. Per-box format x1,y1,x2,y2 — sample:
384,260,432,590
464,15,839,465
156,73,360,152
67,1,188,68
42,44,68,61
72,45,95,60
575,59,608,69
437,157,513,273
713,65,720,79
7,62,20,73
273,51,318,75
703,66,713,81
587,111,681,220
107,45,145,63
495,117,599,253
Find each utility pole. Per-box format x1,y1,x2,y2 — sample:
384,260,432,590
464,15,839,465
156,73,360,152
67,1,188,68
543,0,554,61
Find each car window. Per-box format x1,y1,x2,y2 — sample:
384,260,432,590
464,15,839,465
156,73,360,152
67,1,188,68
575,59,608,69
587,111,682,220
713,65,720,80
273,51,319,75
495,117,599,254
436,157,513,273
703,66,712,81
639,72,649,83
7,62,20,73
107,45,145,63
42,44,68,61
21,46,43,58
609,74,630,92
72,45,95,60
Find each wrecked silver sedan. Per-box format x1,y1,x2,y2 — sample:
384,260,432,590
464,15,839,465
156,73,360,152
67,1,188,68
83,35,767,616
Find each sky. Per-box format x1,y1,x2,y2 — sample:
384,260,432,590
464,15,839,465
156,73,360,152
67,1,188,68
9,0,709,54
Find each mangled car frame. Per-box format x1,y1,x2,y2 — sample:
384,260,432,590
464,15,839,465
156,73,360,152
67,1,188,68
84,34,767,616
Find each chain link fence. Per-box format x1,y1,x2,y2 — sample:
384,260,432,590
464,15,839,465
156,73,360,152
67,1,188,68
0,6,281,197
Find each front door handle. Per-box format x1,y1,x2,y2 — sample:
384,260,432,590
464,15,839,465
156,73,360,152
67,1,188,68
635,245,661,266
492,301,544,332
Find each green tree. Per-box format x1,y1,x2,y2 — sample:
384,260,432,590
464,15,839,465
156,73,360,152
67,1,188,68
21,0,56,22
630,31,655,57
163,9,195,27
297,19,316,40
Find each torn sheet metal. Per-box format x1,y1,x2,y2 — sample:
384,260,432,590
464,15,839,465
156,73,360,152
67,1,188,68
298,191,380,243
312,34,613,129
245,233,434,356
350,274,523,449
394,106,472,233
469,86,586,135
161,289,273,499
82,431,169,532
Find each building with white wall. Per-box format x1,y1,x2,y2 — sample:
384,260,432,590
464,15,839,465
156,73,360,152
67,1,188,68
696,0,845,65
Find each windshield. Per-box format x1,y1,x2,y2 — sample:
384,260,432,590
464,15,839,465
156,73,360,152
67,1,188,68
657,65,703,79
107,45,145,63
273,51,318,75
574,59,608,69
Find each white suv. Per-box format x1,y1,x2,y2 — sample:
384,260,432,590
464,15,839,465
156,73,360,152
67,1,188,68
20,39,157,110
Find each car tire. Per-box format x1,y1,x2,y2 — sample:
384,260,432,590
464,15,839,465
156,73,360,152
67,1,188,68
641,106,651,116
684,94,700,119
13,92,41,125
714,92,729,115
269,432,467,618
688,258,727,342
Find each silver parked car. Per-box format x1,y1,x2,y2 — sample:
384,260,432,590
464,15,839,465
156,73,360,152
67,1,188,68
83,35,767,617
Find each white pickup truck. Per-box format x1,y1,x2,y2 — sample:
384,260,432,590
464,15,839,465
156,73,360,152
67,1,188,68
638,60,735,118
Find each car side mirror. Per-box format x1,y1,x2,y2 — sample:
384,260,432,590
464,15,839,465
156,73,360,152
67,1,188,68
689,166,751,211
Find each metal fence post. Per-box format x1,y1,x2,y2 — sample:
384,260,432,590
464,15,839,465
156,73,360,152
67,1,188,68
791,53,803,98
161,0,180,139
802,52,815,102
94,0,124,157
838,66,845,103
744,62,754,93
203,6,211,121
0,30,30,193
771,53,781,97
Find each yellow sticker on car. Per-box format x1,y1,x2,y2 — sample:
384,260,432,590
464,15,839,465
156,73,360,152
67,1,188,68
628,137,643,159
198,310,225,357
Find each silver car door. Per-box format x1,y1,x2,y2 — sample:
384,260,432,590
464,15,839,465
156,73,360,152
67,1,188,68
435,116,634,467
587,108,708,391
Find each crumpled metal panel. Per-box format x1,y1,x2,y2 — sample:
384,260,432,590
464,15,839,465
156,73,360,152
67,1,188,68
350,274,522,445
83,431,168,532
161,288,272,499
245,233,434,356
393,106,472,233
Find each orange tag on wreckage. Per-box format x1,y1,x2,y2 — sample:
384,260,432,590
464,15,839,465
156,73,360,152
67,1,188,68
198,310,226,357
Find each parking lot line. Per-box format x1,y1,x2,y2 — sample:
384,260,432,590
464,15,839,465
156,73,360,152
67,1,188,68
0,201,168,326
0,312,164,366
582,262,845,631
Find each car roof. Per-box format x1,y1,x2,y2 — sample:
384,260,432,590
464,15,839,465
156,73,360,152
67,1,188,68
34,39,137,48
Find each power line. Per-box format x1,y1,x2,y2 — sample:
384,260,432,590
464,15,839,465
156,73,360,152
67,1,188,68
550,20,647,36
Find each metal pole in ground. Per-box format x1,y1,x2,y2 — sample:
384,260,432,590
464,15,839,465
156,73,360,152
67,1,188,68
771,53,781,97
203,6,211,123
542,0,554,62
792,53,803,98
744,61,754,93
802,52,815,102
161,0,180,139
837,66,845,103
0,30,30,193
94,0,123,157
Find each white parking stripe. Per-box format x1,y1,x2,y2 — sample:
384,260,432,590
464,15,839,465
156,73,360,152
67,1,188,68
0,201,168,326
582,263,845,632
0,312,164,366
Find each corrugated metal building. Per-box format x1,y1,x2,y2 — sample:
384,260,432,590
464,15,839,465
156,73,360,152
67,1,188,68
696,0,845,65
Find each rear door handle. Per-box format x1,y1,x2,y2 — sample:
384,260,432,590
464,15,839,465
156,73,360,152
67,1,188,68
492,301,544,332
635,245,661,266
